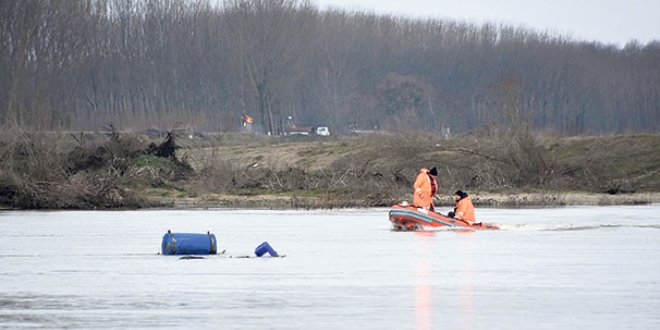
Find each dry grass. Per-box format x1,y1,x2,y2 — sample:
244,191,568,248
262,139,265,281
2,127,660,210
184,131,660,207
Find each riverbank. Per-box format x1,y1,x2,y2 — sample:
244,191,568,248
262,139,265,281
145,191,660,210
2,129,659,210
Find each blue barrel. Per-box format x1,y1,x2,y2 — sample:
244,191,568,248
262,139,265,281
255,241,278,257
161,230,217,255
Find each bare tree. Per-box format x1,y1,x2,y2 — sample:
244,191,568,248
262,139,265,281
222,0,317,134
1,0,42,128
0,0,657,135
376,73,434,131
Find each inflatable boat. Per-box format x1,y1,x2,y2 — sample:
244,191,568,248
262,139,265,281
389,203,500,231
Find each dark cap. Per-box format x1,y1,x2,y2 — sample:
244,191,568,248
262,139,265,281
454,190,467,198
429,167,438,176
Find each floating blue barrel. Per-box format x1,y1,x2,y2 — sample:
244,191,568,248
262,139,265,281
255,241,278,257
161,230,217,255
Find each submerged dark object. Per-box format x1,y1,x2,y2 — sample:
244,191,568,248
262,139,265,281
161,230,217,255
179,255,205,260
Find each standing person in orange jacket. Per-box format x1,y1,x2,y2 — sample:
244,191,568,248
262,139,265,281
448,190,476,225
413,167,439,211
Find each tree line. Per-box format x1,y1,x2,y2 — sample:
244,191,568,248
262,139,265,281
1,0,659,135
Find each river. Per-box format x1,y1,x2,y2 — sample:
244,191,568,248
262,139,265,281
1,205,659,329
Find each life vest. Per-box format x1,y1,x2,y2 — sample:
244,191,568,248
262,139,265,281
455,196,476,224
413,168,438,209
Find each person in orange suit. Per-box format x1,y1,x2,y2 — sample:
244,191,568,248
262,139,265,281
449,190,476,225
413,167,438,211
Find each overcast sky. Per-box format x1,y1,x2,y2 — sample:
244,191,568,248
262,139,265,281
314,0,660,47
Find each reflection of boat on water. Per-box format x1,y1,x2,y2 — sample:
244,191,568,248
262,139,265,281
389,203,500,231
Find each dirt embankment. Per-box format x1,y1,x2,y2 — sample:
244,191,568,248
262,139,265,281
2,129,660,210
174,131,660,208
158,192,660,210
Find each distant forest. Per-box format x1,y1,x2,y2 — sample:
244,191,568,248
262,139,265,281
1,0,659,135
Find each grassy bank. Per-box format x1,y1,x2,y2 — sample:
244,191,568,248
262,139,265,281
1,127,660,210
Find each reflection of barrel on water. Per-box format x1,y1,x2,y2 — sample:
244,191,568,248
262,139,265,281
161,230,217,255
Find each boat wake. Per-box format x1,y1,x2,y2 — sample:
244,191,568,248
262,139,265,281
391,223,660,232
497,223,660,231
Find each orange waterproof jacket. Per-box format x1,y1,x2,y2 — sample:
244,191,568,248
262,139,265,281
413,168,438,209
455,196,476,225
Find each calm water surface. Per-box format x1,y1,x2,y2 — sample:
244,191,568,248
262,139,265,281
1,206,659,329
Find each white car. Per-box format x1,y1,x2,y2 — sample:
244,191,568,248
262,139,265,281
316,126,330,136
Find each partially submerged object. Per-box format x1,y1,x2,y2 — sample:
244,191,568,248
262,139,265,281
389,203,499,231
161,234,285,258
161,230,218,255
255,241,278,257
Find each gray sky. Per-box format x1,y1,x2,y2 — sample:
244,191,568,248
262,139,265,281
314,0,660,47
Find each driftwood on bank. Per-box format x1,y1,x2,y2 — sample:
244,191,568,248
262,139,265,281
0,126,193,209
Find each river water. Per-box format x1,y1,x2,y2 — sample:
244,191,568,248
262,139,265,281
1,205,659,329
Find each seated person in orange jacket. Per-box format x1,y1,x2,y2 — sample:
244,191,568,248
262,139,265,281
413,167,438,211
448,190,476,225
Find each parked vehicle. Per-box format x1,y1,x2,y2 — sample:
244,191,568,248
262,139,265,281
316,126,330,136
282,116,313,135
